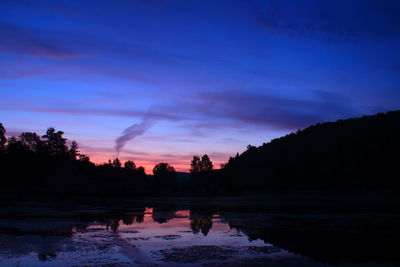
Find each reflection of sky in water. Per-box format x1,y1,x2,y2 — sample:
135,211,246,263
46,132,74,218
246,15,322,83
0,208,300,266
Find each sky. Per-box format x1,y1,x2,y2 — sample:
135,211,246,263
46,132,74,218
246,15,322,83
1,0,400,172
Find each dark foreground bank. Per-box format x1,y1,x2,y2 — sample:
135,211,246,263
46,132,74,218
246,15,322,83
1,194,400,266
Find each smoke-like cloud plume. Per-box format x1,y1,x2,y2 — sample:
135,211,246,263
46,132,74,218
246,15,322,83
115,118,153,154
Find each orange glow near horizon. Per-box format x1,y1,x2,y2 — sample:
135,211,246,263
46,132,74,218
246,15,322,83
84,153,222,174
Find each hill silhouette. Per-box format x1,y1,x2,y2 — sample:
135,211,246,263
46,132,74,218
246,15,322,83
1,110,399,198
220,110,400,193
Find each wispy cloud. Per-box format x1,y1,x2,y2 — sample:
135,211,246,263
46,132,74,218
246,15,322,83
79,144,150,156
0,88,361,132
115,117,154,154
0,22,82,59
238,0,400,40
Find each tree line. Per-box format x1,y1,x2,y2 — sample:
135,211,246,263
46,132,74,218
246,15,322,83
219,110,400,193
1,110,399,198
0,123,219,197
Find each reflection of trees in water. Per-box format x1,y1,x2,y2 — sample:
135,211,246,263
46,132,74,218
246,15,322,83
3,200,400,266
106,219,120,231
92,207,146,231
103,209,147,230
219,210,400,265
152,205,177,224
122,217,134,225
135,213,144,223
189,208,213,236
122,213,145,225
0,207,147,262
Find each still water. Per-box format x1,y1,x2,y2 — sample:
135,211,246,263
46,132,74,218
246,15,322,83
0,198,398,266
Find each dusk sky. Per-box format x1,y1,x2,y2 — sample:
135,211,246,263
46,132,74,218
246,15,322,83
1,0,400,172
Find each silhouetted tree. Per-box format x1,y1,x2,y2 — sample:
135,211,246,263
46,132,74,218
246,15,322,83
153,163,176,191
190,154,213,173
190,156,201,173
190,154,215,194
19,132,43,153
124,160,136,170
153,163,176,177
6,136,24,155
112,158,121,168
0,123,148,197
201,154,213,171
42,127,68,157
246,144,256,151
0,123,6,152
69,141,79,160
79,154,90,162
136,166,146,175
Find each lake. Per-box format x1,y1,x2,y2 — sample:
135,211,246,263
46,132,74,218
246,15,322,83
0,196,399,266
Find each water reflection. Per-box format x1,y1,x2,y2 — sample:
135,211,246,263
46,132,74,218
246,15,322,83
0,203,303,267
0,201,399,266
152,205,177,224
190,208,213,235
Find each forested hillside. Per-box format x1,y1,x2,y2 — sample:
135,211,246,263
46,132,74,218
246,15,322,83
221,111,400,193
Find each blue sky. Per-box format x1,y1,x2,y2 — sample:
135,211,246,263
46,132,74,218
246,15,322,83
1,0,400,171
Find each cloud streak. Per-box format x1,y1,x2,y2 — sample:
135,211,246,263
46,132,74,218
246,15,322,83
1,0,399,170
0,22,81,59
0,88,364,133
115,117,154,154
238,0,400,41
